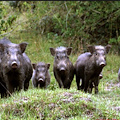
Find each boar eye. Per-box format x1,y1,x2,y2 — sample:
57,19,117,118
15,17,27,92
36,69,40,72
56,55,59,59
6,51,10,55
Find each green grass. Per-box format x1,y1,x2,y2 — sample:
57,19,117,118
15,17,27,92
0,29,120,119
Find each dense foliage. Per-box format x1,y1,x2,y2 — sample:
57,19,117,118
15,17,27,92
1,1,120,53
0,2,17,34
27,1,120,53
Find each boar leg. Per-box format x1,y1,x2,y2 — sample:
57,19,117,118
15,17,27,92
63,79,71,89
76,75,81,90
80,77,84,90
88,81,93,93
94,77,99,94
58,79,64,88
18,77,24,91
24,82,29,91
54,71,63,88
6,82,13,96
84,73,91,93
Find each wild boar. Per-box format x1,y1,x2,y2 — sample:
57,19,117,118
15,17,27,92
0,41,33,96
50,46,74,89
75,45,111,94
32,62,50,88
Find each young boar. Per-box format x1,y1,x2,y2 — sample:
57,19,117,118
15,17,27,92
75,45,111,94
32,62,50,88
50,46,74,89
0,41,33,96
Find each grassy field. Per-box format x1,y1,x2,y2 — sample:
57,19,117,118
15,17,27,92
0,30,120,120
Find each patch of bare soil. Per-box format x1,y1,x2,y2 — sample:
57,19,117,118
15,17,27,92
105,82,120,91
60,92,92,104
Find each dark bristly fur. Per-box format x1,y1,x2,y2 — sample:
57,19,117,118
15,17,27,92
75,45,111,94
32,62,50,88
0,38,33,97
50,46,74,89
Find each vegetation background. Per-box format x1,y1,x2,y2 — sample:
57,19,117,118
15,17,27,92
0,1,120,120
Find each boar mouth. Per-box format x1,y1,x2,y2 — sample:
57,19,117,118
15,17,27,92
11,62,18,69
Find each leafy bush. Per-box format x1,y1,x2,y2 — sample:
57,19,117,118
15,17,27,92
0,2,17,34
25,1,120,53
1,1,120,53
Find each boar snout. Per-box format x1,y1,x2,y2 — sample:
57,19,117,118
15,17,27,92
99,62,106,67
60,67,66,72
11,61,18,69
99,73,103,79
38,78,44,82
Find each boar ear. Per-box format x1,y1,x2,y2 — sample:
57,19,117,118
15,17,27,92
47,63,50,69
19,42,28,53
32,63,37,70
67,47,72,55
88,45,95,54
0,43,4,52
50,48,55,56
105,45,111,54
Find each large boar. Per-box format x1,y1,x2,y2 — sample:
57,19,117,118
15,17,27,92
0,41,33,96
75,45,111,94
32,62,50,88
50,46,74,89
